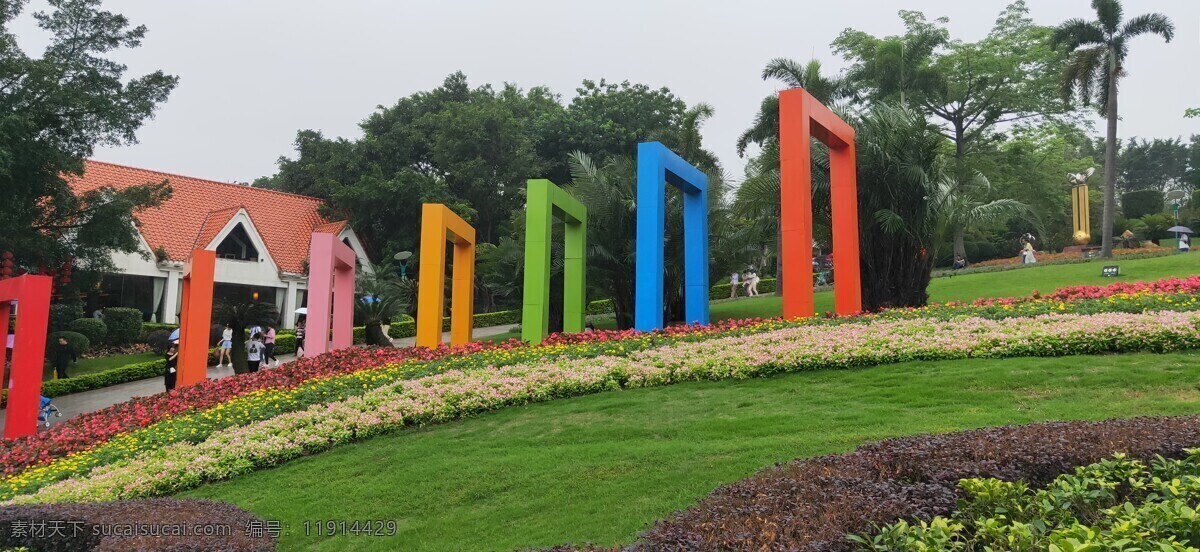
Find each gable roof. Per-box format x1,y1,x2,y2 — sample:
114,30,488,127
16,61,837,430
66,160,345,274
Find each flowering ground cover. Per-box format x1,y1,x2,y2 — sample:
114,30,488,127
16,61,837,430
175,351,1200,551
9,310,1200,506
5,276,1200,502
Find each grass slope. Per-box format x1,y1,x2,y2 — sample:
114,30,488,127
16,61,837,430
481,252,1200,342
181,351,1200,551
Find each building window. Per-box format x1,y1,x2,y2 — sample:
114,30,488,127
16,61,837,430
216,224,259,262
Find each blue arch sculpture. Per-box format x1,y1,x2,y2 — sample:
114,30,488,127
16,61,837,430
634,142,709,332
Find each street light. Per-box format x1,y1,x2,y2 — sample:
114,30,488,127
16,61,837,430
393,251,413,280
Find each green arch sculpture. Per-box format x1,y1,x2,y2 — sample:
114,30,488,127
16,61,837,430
522,179,587,343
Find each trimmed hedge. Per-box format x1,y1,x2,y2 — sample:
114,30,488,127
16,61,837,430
140,323,177,340
41,360,164,397
66,318,106,346
102,307,142,345
0,498,275,551
387,301,616,339
48,304,83,333
634,416,1200,551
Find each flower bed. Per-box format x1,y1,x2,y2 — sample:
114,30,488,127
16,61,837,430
970,246,1168,268
9,311,1200,505
632,416,1200,551
853,451,1200,551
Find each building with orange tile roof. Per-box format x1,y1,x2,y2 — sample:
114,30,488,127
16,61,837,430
66,160,372,328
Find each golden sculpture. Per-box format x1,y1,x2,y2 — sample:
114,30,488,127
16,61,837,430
1069,168,1095,246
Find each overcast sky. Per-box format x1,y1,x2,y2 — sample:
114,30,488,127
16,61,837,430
12,0,1200,184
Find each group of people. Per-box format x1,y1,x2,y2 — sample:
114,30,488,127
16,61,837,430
729,269,762,298
162,322,283,392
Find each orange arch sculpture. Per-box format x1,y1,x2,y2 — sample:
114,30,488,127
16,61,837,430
779,87,862,318
415,204,475,348
177,249,215,388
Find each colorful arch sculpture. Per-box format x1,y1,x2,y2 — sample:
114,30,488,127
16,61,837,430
416,204,476,348
779,87,862,318
305,232,356,355
177,249,215,388
521,179,587,343
0,275,52,439
634,141,709,332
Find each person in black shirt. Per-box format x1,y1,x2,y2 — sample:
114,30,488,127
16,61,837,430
52,337,75,379
164,342,179,392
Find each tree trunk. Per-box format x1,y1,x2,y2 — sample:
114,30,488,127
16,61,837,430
231,327,248,374
953,227,966,261
1101,59,1119,258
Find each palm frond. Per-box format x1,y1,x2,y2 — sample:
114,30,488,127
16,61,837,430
1121,13,1174,41
1092,0,1124,34
1051,19,1106,50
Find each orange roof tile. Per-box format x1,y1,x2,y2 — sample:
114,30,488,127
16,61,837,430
66,160,346,274
312,221,348,235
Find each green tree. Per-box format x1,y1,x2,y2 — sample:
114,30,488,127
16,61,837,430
855,104,946,309
1117,137,1189,193
0,0,177,276
1053,0,1175,257
833,10,948,106
549,79,688,165
1186,108,1199,118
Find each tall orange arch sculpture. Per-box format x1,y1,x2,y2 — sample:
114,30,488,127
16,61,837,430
177,249,215,388
779,87,862,318
415,204,475,348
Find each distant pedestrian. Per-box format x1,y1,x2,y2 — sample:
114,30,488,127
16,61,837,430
52,337,74,379
1021,240,1037,264
217,324,233,367
164,342,178,392
91,308,104,320
246,333,265,373
262,324,277,367
729,272,740,299
1179,233,1191,253
294,319,306,359
585,321,596,332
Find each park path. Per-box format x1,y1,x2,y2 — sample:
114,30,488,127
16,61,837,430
0,324,517,429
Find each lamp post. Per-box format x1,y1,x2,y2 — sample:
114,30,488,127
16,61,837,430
1168,190,1186,251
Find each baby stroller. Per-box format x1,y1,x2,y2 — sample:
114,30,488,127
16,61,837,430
37,395,61,429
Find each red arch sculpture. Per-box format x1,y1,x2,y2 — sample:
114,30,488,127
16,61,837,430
779,87,862,318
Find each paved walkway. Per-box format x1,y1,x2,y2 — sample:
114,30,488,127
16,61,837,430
3,324,518,429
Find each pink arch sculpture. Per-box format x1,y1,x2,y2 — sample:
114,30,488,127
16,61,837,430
305,232,356,355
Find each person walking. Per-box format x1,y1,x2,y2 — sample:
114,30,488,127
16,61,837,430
729,272,740,299
262,324,277,367
294,319,306,359
216,324,234,367
1021,240,1037,264
164,342,178,392
749,270,761,296
1179,233,1191,253
246,333,265,373
52,336,75,379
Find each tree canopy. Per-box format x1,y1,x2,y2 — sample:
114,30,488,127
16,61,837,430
0,0,177,282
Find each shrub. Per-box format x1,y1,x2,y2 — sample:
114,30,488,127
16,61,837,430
101,307,143,345
66,318,106,346
47,303,83,333
144,329,172,354
0,498,275,551
635,416,1200,551
46,331,88,357
140,323,176,340
1122,189,1165,219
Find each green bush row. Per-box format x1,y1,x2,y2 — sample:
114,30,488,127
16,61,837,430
42,360,165,398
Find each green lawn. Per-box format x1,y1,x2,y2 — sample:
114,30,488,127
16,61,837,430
181,351,1200,551
46,351,159,380
480,252,1200,342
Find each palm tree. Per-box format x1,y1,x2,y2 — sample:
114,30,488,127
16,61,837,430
1053,0,1174,258
355,264,407,347
737,59,849,157
932,172,1034,262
